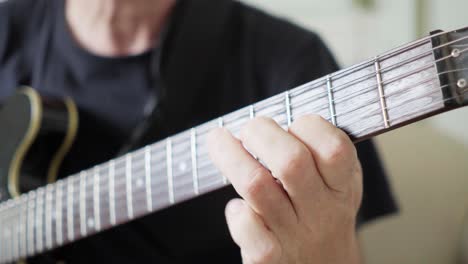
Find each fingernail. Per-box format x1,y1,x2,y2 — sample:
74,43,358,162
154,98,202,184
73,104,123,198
227,199,244,215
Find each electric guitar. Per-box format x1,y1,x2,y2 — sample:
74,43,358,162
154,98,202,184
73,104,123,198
0,27,467,263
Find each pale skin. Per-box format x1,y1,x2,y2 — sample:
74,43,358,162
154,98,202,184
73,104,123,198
66,0,363,263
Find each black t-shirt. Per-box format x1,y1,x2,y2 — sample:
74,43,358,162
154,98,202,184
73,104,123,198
0,0,398,263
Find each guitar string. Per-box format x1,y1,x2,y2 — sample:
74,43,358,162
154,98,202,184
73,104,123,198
0,56,462,229
0,34,468,250
0,81,466,260
0,28,464,202
3,81,463,235
4,87,465,253
290,29,466,97
58,59,465,197
63,58,468,195
13,31,463,191
287,34,468,102
21,33,467,193
0,67,460,237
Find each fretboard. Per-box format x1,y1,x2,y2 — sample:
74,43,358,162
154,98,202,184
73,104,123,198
1,28,467,263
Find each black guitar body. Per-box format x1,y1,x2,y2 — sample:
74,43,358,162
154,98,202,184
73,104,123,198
0,87,77,202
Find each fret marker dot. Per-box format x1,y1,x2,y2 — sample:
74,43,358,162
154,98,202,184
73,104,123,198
457,78,466,89
451,49,460,58
178,162,187,172
87,218,94,228
136,179,144,188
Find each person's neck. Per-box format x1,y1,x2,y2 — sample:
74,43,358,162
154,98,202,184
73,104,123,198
66,0,176,57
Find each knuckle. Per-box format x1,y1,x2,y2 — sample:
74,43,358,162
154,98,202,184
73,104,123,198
245,167,270,199
278,145,311,181
251,242,280,264
322,131,353,164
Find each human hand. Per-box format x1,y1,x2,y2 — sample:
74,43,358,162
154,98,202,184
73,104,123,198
207,115,363,264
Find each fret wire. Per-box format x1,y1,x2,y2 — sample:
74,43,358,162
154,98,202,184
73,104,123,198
217,117,228,185
249,104,255,119
218,117,224,128
9,203,13,261
374,56,390,128
191,128,199,195
66,177,74,241
8,202,14,261
4,202,10,262
326,75,337,126
22,196,28,258
19,196,26,258
144,146,153,212
45,185,53,250
12,202,18,260
93,167,101,231
79,171,87,237
35,188,44,253
55,180,63,246
109,160,116,225
27,192,35,256
125,154,134,219
0,205,3,261
17,200,22,259
15,199,20,258
285,90,292,127
1,206,4,261
166,138,174,204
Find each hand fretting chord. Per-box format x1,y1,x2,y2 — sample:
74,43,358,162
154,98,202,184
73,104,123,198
125,155,134,219
190,128,199,195
166,138,174,204
93,167,101,231
326,75,337,126
145,146,153,211
374,56,390,128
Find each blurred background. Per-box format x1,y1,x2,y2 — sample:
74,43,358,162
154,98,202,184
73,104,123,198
241,0,468,263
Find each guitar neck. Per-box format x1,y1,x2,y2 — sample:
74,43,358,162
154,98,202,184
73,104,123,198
1,28,467,262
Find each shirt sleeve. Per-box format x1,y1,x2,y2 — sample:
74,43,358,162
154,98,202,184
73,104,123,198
245,7,398,226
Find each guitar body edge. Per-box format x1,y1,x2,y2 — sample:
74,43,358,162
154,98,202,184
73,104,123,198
0,87,78,201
